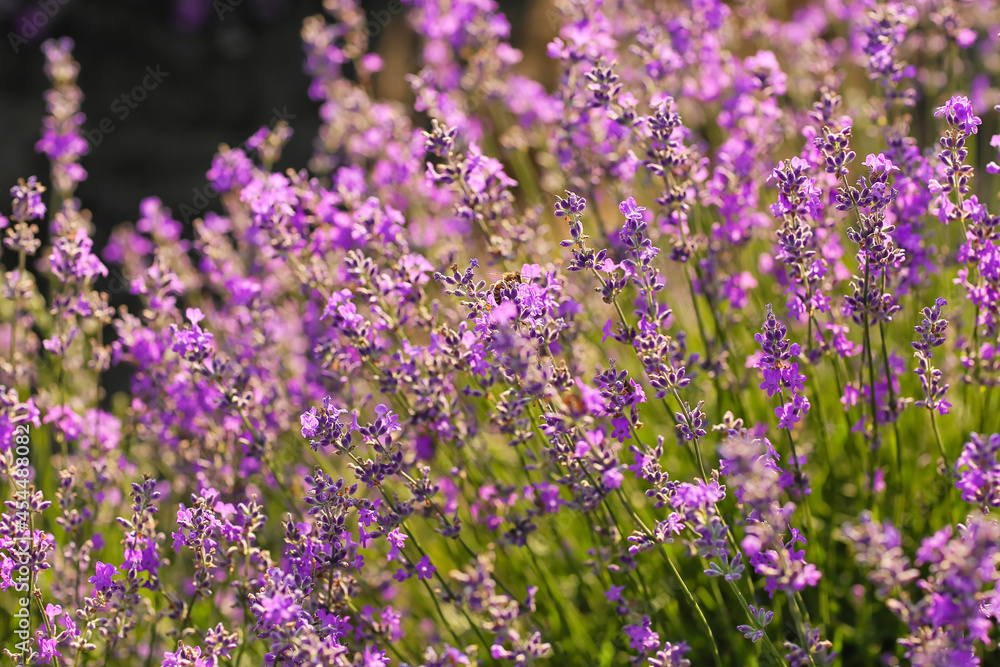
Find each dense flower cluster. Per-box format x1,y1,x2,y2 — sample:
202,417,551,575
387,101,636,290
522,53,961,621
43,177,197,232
5,2,1000,666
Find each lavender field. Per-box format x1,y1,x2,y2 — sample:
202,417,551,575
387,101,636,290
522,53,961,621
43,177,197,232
4,1,1000,665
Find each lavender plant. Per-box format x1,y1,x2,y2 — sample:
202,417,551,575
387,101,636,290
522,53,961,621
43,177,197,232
4,1,1000,665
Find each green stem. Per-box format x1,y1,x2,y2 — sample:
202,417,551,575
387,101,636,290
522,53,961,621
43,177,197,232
726,577,786,665
609,486,724,667
354,462,493,658
877,316,904,526
775,388,806,487
862,259,881,460
984,384,996,436
786,593,819,667
929,409,957,524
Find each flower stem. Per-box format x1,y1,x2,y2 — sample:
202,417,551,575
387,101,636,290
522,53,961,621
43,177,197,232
929,409,957,524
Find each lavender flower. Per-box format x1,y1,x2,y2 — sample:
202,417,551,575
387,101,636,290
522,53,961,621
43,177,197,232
912,298,951,415
756,304,811,436
9,7,1000,667
736,604,773,643
300,396,355,452
930,95,982,225
955,433,1000,510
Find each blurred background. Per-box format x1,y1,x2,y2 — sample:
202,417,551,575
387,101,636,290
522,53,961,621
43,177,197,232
0,0,555,251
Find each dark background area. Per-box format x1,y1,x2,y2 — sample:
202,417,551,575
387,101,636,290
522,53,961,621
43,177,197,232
2,0,334,251
0,0,549,254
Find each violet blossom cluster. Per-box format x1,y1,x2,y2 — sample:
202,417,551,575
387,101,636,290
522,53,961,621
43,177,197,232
8,2,1000,666
845,512,1000,666
755,305,811,437
718,431,821,600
